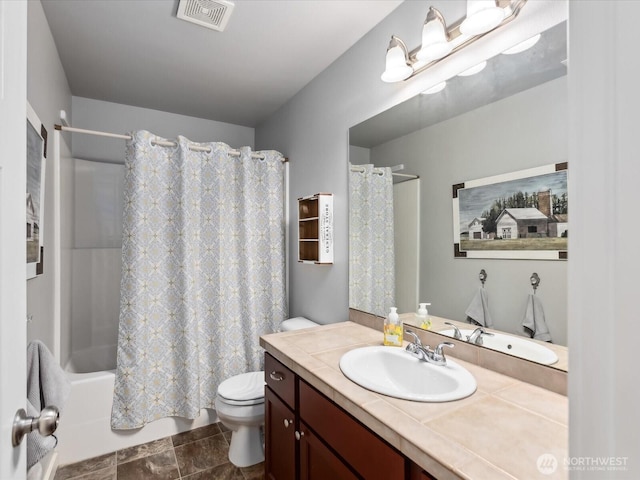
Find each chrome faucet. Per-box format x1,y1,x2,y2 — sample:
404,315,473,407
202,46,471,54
405,329,454,366
466,327,494,346
444,322,462,340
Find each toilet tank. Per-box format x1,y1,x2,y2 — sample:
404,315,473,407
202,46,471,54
280,317,319,332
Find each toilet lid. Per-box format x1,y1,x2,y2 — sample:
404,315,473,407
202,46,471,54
218,371,265,402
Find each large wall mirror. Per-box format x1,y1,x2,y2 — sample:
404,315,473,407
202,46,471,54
349,20,568,371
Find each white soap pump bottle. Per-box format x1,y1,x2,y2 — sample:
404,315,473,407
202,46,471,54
416,303,431,330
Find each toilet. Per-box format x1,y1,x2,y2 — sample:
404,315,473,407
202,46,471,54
215,317,319,467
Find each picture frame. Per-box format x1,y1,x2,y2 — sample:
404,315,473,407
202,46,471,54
452,163,568,260
26,102,47,279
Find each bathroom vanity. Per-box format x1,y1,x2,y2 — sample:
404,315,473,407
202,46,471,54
261,321,568,479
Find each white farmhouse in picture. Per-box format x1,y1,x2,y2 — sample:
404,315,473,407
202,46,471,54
468,217,487,239
496,208,548,239
26,192,37,241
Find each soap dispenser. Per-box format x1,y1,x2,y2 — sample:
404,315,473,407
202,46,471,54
416,303,432,330
383,307,403,346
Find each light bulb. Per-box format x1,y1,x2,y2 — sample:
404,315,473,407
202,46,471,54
502,34,541,55
421,81,447,95
458,61,487,76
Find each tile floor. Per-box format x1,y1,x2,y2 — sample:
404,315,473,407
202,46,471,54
54,422,264,480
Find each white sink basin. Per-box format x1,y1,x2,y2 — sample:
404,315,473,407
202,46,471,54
439,329,559,365
339,346,476,402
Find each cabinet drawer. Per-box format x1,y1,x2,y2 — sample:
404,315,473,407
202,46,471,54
265,353,296,407
299,380,405,480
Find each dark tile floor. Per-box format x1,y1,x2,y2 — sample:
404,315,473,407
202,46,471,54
54,423,264,480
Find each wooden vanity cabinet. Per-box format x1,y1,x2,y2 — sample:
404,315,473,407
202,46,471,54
265,353,296,480
265,352,433,480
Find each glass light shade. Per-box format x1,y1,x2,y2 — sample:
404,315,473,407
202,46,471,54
502,33,541,55
460,0,505,36
458,60,487,76
416,7,452,63
381,37,413,83
421,81,447,95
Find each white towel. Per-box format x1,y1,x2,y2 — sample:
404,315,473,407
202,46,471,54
465,287,493,328
26,340,71,469
522,294,552,342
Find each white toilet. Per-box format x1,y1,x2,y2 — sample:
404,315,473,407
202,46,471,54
215,317,319,467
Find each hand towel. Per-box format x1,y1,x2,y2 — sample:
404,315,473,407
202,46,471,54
522,294,552,342
465,287,493,328
26,340,71,469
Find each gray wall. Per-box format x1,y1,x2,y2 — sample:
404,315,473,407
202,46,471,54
71,97,255,163
256,0,562,325
370,77,567,345
257,0,640,475
26,0,73,357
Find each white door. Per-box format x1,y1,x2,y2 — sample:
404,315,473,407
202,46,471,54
0,1,28,478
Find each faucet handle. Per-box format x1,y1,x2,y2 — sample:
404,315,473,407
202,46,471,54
429,342,454,366
444,322,462,340
466,327,494,345
434,342,454,356
405,329,422,347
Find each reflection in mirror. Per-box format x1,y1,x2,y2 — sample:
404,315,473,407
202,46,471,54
348,21,568,370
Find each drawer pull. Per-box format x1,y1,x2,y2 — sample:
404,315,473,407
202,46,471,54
283,419,293,428
295,430,305,441
269,371,285,381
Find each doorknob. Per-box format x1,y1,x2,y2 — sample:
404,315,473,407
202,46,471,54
12,406,60,447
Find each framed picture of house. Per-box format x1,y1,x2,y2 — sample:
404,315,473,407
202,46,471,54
452,163,568,260
26,102,47,279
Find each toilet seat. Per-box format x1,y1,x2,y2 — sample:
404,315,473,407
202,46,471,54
217,371,265,406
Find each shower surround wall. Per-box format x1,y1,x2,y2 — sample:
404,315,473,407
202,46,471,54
67,159,124,373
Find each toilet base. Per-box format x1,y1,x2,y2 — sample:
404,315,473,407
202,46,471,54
228,425,264,467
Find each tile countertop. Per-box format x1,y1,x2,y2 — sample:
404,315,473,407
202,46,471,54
260,321,568,480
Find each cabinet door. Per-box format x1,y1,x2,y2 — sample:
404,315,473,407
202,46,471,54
299,421,358,480
299,380,405,479
265,387,296,480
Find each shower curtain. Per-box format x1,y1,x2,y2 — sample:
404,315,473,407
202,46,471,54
349,164,395,318
111,131,286,429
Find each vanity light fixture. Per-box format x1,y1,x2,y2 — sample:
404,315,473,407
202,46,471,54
460,0,506,36
457,60,487,76
501,33,541,54
381,35,413,82
416,7,452,63
381,0,527,83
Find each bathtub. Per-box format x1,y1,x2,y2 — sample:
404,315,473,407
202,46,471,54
55,345,218,466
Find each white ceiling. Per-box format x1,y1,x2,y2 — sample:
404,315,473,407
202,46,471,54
41,0,403,127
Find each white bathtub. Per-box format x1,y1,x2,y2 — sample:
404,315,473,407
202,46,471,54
56,346,218,465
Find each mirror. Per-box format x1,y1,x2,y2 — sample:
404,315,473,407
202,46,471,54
349,21,568,371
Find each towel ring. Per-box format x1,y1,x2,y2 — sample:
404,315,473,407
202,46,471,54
479,269,487,287
530,272,541,293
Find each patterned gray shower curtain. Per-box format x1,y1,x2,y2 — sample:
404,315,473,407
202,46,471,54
349,163,395,318
111,130,286,429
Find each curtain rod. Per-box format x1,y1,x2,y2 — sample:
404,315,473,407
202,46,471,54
350,165,419,179
54,124,288,162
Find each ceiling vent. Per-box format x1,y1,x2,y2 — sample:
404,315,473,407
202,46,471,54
177,0,235,32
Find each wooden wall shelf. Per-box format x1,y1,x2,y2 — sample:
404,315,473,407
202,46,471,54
298,193,333,264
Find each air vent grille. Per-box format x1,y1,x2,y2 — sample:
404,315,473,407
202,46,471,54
177,0,235,32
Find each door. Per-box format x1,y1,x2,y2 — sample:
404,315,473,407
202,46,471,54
298,421,357,480
0,1,28,478
265,388,296,480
